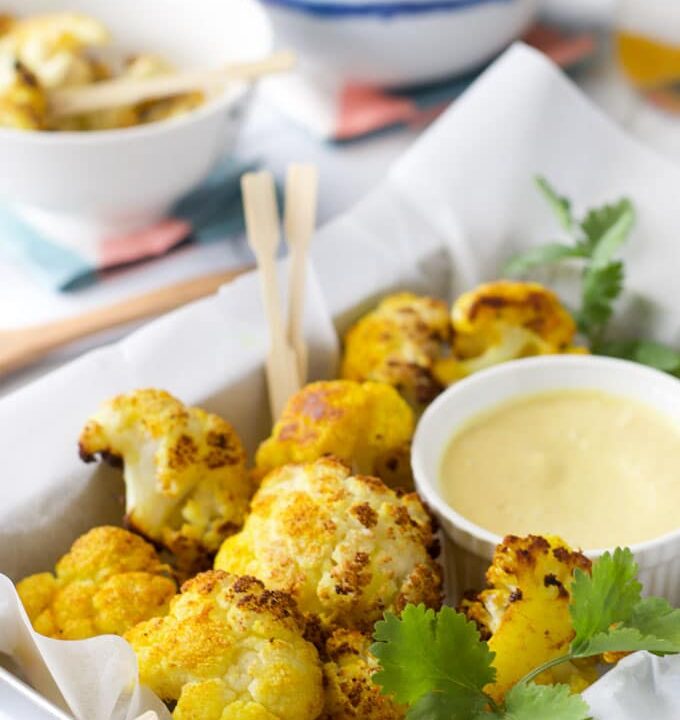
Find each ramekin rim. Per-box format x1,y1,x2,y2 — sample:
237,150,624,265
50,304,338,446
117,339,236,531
412,354,680,562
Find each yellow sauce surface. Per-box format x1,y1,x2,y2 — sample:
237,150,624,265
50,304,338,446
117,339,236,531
440,389,680,549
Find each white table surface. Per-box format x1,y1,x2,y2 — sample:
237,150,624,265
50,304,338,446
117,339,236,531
2,0,680,397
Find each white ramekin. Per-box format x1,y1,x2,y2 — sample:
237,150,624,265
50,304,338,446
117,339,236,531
412,355,680,602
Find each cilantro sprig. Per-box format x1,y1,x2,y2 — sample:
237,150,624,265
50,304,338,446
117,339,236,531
372,606,497,718
504,177,680,372
371,549,680,720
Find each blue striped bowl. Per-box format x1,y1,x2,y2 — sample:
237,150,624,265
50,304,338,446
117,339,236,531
260,0,539,86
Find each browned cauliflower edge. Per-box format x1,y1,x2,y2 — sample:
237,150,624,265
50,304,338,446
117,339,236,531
340,293,451,414
322,628,406,719
460,534,598,703
125,570,325,720
78,389,252,575
216,457,442,632
434,281,586,385
254,380,415,490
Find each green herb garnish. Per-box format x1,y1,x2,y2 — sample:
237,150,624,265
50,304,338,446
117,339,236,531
371,549,680,719
505,177,680,368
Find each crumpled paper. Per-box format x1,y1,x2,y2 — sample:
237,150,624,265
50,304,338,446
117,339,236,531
3,42,680,719
584,652,680,716
0,576,170,720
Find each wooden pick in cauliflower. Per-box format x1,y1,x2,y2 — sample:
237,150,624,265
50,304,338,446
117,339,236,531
434,281,584,385
216,457,442,631
340,293,451,414
460,535,598,703
125,570,324,720
323,628,406,719
79,389,252,573
255,380,415,489
16,526,176,640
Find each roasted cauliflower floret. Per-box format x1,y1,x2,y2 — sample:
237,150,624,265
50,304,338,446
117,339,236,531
255,381,415,489
16,526,176,640
79,389,252,573
125,570,324,720
216,457,442,631
460,535,597,702
126,54,204,125
0,59,48,129
434,281,583,384
0,12,109,89
0,15,14,37
323,628,405,719
341,293,451,414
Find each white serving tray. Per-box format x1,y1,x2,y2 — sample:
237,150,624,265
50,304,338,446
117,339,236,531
3,43,680,720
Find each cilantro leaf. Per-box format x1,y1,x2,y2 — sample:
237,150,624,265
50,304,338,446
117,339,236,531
581,199,635,266
570,548,642,656
575,626,680,656
577,261,624,343
502,683,590,720
536,176,574,231
371,605,496,719
629,597,680,648
504,243,585,276
409,690,485,720
598,340,680,373
635,342,680,372
505,179,641,352
570,550,680,658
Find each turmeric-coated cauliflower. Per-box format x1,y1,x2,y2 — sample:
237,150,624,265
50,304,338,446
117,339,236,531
16,526,176,640
341,293,451,414
434,281,584,384
0,12,109,90
323,628,405,719
216,457,442,631
0,15,14,37
125,570,324,720
460,535,597,702
79,389,252,573
0,59,47,129
255,381,415,489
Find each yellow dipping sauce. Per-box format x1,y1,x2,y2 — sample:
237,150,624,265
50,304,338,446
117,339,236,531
440,389,680,549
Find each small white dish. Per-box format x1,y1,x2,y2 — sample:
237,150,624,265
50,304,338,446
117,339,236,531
412,355,680,602
260,0,539,87
0,0,272,247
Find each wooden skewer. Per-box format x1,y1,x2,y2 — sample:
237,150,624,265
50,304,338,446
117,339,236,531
241,171,301,419
49,50,296,118
284,163,319,385
0,266,250,377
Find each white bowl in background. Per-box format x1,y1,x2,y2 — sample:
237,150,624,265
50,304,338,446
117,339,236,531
0,0,272,247
260,0,539,87
412,355,680,603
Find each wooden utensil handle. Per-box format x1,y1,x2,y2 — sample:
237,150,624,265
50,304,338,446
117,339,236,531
0,266,250,376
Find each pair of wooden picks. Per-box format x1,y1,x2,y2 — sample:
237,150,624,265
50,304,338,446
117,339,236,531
241,165,319,419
